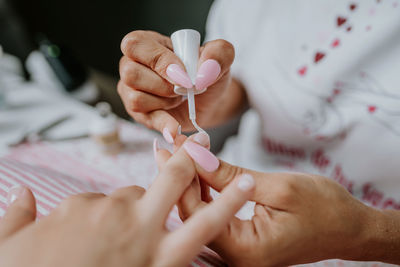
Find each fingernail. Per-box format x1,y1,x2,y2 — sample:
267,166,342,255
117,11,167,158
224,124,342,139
237,174,255,192
193,132,210,148
166,64,193,88
195,59,221,91
183,141,219,172
153,138,159,159
162,127,174,144
7,185,27,206
177,125,182,135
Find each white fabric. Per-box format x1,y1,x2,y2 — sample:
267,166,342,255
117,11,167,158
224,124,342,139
206,1,400,266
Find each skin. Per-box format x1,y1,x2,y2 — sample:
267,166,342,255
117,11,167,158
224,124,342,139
119,30,247,137
0,138,254,267
118,31,400,266
171,135,400,267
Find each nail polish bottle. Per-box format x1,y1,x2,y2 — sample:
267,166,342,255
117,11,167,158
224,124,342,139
171,29,207,134
89,102,121,154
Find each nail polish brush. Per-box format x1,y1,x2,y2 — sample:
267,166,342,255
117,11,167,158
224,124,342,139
171,29,207,134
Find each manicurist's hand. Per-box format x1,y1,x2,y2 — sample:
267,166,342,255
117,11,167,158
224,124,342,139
119,30,237,143
174,135,400,266
0,140,254,267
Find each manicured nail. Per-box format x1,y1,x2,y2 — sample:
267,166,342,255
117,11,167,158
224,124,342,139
166,64,193,88
183,141,219,172
153,138,159,159
195,59,221,91
193,132,210,148
237,174,255,192
162,127,174,144
177,125,182,135
7,185,27,206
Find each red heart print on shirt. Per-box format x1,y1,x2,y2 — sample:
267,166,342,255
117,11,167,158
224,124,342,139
337,16,347,27
331,38,340,48
349,4,357,11
314,52,325,63
298,66,308,76
368,105,377,113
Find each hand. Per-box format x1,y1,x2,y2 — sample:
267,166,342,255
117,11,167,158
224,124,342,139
118,30,235,142
175,138,382,266
0,140,253,267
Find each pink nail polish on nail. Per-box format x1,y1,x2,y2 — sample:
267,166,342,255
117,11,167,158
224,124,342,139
237,174,255,192
162,128,174,144
7,185,26,205
153,138,159,159
193,132,210,148
195,59,221,91
166,64,193,88
183,141,219,172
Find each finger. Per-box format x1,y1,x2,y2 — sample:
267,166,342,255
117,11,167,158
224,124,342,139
177,175,204,221
191,156,296,207
172,134,187,153
195,39,235,91
175,133,211,220
0,186,36,240
119,56,175,97
142,138,202,223
163,174,254,266
199,179,212,203
153,138,172,169
129,110,181,141
118,81,183,113
121,30,190,88
110,185,146,201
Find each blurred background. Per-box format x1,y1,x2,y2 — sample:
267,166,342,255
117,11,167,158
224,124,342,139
0,0,241,152
0,0,214,116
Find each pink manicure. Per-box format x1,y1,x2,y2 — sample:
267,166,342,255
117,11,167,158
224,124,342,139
7,185,27,205
195,59,221,91
193,132,210,148
166,64,193,88
162,127,174,144
183,141,219,172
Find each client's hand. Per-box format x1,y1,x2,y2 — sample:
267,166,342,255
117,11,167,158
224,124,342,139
0,139,253,267
174,136,382,267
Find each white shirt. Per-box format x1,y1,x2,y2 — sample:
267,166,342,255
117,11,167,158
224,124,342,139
206,1,400,266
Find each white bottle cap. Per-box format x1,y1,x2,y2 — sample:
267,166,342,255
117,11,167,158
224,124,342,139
170,29,206,95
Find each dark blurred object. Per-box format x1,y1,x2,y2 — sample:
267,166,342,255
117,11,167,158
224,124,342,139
38,37,87,92
0,0,34,76
3,0,213,77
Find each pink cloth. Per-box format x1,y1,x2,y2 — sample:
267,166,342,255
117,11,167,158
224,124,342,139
0,122,224,266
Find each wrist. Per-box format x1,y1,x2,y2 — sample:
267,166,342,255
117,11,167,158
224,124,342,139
351,207,400,264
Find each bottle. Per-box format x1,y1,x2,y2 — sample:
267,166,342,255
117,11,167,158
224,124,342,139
89,102,121,154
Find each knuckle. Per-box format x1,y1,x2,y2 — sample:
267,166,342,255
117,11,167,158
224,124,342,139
129,92,144,112
121,30,147,54
217,164,243,188
214,39,235,58
117,80,124,95
131,185,146,195
149,49,166,73
275,178,298,205
121,64,140,86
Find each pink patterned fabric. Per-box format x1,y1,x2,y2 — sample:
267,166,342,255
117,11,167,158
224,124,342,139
0,122,224,266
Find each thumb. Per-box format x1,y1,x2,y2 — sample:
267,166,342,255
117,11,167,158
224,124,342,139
182,141,284,205
0,186,37,241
